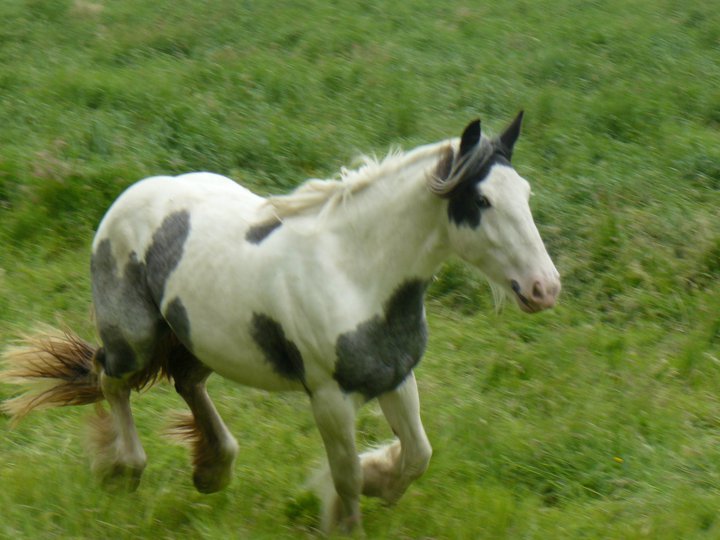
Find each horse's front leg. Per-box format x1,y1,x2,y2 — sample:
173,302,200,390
311,385,363,534
362,371,432,504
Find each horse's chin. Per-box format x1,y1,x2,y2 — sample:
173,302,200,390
514,294,542,314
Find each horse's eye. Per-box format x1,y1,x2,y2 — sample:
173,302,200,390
475,195,491,209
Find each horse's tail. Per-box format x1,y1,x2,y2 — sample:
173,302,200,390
0,328,104,426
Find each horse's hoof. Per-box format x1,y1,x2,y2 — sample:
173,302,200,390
192,467,231,494
338,514,365,538
98,463,144,493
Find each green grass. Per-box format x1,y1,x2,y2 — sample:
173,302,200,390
1,0,720,537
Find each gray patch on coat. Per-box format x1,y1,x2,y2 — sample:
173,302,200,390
333,279,428,399
91,239,165,378
97,325,137,377
164,296,193,351
145,210,191,303
245,218,282,244
250,313,307,386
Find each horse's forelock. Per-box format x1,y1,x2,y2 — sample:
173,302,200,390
428,136,504,199
432,145,454,183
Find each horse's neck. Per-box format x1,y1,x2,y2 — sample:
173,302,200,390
322,148,451,287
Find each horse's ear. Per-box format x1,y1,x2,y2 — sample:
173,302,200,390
459,119,481,157
499,110,524,157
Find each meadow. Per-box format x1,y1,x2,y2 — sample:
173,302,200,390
1,0,719,538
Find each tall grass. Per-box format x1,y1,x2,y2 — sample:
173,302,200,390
1,0,719,538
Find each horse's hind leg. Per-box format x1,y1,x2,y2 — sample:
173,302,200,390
89,370,147,491
167,344,238,493
88,324,170,491
89,238,168,490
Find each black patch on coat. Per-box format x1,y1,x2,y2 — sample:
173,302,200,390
250,313,306,384
97,324,137,377
333,280,428,399
146,210,191,303
165,296,193,351
245,219,282,244
91,240,164,377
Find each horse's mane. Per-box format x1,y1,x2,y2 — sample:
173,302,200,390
265,141,451,219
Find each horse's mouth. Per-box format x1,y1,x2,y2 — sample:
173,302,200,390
511,280,541,314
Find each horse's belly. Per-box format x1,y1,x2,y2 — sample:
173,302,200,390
185,316,309,393
198,348,305,392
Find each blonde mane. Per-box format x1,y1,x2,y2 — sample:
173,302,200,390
265,141,451,220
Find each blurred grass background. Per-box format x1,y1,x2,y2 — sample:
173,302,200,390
1,0,719,538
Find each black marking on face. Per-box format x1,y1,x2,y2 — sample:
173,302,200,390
439,113,524,229
250,313,307,386
333,280,428,399
447,147,510,229
146,210,191,303
245,218,282,244
165,296,193,351
91,239,165,378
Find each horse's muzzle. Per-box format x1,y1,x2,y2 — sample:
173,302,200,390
511,276,560,313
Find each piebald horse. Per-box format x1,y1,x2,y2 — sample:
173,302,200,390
1,112,560,533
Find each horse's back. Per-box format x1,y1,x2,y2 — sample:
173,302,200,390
94,173,262,245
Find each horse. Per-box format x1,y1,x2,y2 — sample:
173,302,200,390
0,111,560,534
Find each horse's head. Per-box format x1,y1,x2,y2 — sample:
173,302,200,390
430,112,561,313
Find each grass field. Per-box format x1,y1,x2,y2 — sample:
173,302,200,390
1,0,720,538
